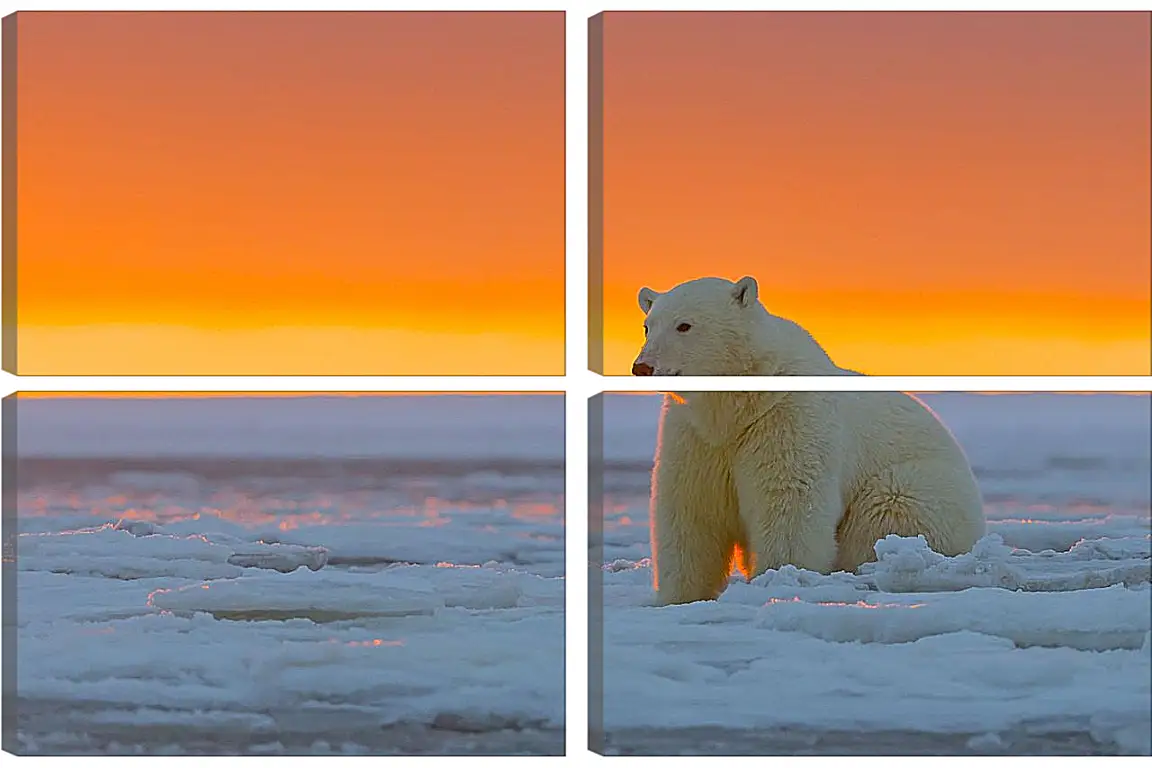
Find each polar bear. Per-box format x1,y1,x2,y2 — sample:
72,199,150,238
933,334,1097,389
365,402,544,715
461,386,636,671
633,276,986,605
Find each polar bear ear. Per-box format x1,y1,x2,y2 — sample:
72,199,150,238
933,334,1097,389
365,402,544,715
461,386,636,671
638,287,660,314
732,276,758,307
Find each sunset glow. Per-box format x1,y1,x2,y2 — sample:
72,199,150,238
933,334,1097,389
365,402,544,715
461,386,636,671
7,11,564,374
595,11,1151,376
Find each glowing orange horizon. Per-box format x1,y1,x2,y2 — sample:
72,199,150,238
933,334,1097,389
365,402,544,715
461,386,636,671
597,11,1151,376
8,11,565,374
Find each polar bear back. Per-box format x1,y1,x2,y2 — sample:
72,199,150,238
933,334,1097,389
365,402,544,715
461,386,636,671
678,389,976,504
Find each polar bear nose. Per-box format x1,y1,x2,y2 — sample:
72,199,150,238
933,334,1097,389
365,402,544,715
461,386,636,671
632,361,654,376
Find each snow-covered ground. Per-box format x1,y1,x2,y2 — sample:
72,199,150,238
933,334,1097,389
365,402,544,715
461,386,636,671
594,393,1152,755
8,395,565,755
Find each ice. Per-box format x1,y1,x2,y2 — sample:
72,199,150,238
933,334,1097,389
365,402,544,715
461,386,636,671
19,566,564,730
253,513,565,577
604,618,1151,754
16,523,329,580
17,465,566,577
597,393,1152,755
146,563,560,619
15,520,565,753
990,514,1151,553
20,586,563,736
11,394,565,755
860,532,1151,593
601,549,1152,753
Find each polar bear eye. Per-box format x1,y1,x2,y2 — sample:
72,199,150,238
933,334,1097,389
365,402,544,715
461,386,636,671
676,323,692,333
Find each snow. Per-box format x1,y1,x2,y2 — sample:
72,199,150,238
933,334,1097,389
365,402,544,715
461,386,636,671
19,566,564,729
10,395,564,755
595,393,1152,755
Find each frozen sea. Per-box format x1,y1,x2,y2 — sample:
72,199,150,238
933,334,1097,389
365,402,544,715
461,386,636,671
593,392,1152,756
5,394,565,755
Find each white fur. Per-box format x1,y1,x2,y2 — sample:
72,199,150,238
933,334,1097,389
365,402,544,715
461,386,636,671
641,278,986,605
634,276,850,376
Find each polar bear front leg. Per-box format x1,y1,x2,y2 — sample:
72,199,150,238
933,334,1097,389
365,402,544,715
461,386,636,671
731,441,842,576
649,406,742,606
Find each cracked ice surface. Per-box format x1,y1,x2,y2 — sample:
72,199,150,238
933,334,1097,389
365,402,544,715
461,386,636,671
11,395,565,755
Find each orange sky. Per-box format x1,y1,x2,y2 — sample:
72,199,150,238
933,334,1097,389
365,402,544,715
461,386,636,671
596,11,1151,376
9,11,564,374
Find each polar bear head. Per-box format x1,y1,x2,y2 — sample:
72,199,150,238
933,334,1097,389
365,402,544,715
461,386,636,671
631,276,763,376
